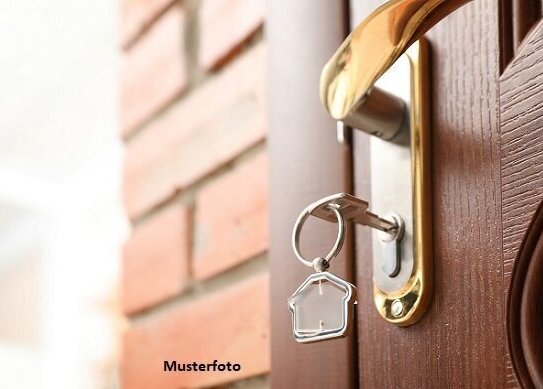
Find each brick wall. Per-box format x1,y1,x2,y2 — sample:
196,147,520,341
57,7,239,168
119,0,269,388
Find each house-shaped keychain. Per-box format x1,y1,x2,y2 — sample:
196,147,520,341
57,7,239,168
288,271,357,343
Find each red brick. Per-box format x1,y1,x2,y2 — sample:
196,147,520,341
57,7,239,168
124,43,266,219
122,273,270,389
121,6,187,137
123,204,190,314
193,153,268,280
119,0,175,46
199,0,265,70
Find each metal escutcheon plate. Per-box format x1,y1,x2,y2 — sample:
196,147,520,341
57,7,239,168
370,40,433,326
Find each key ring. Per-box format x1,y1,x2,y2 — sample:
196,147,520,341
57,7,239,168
292,202,346,269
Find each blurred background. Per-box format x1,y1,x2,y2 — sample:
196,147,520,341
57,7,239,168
0,0,269,388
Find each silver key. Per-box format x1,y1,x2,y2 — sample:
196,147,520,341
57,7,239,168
288,193,404,343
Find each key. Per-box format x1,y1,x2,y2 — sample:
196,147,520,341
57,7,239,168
289,193,404,343
310,192,398,234
310,193,403,277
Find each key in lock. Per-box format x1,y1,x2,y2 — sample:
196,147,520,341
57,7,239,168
289,193,404,343
294,193,404,278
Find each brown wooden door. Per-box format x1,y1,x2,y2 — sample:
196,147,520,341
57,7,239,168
268,0,543,388
352,1,543,388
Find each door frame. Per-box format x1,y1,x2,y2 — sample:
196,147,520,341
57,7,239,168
266,1,357,388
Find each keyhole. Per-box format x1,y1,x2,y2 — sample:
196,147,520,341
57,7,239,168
319,281,325,331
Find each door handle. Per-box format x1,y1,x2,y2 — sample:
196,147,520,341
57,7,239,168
317,0,474,326
320,0,471,140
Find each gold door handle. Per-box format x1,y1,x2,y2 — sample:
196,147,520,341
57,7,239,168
319,0,473,325
320,0,471,140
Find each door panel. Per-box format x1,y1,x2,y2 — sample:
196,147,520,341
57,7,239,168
501,21,543,388
353,0,507,387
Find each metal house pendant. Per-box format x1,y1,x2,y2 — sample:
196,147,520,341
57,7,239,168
288,271,357,343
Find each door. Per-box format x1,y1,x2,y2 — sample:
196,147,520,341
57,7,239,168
352,1,543,387
268,0,543,387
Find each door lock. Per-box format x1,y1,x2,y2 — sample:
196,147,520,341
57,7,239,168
313,0,481,327
291,193,404,278
289,0,482,336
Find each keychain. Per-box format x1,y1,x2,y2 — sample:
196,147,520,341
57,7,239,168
287,193,402,343
287,195,357,343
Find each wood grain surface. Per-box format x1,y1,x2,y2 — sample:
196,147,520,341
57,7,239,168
507,201,543,389
501,20,543,389
352,0,508,387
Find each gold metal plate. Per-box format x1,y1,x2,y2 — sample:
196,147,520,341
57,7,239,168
371,40,433,326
